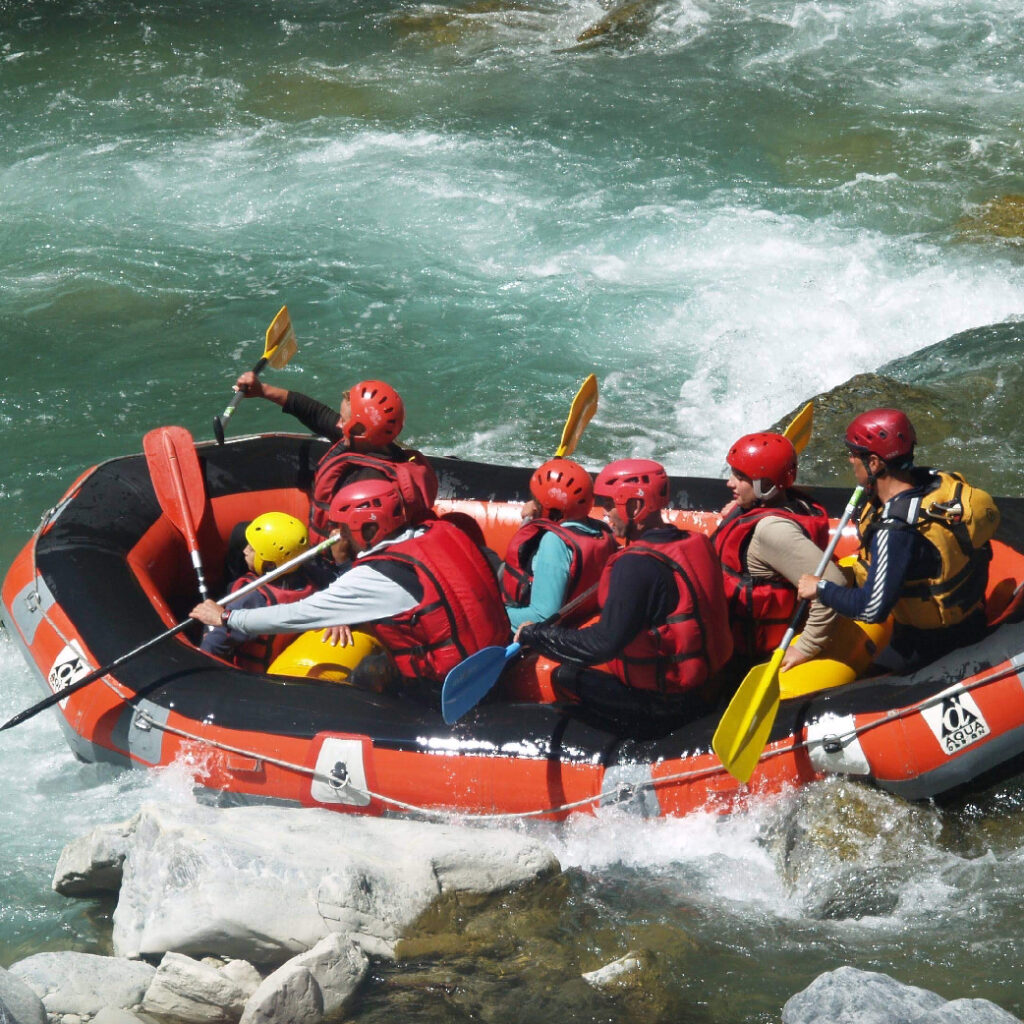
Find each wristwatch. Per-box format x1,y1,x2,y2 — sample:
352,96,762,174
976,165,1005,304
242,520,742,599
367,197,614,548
220,609,231,626
816,578,827,597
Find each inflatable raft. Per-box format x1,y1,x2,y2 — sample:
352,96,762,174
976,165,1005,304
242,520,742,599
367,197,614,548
4,432,1024,820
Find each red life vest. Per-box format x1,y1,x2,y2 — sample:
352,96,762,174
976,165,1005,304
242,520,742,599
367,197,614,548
597,531,733,694
359,520,510,683
501,519,617,617
711,498,830,656
228,573,318,673
308,444,438,544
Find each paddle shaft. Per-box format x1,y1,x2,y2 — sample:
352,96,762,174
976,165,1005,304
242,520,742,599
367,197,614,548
1,534,339,732
774,484,865,659
219,352,270,423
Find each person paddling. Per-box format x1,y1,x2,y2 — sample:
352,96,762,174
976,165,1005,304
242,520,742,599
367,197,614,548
515,459,733,737
501,457,617,630
200,512,317,671
191,479,509,696
231,373,437,543
797,408,999,673
712,432,847,672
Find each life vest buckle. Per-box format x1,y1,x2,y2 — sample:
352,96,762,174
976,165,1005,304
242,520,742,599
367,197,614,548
926,499,964,525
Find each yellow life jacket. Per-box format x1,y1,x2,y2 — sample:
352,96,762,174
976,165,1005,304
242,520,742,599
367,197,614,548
853,470,999,629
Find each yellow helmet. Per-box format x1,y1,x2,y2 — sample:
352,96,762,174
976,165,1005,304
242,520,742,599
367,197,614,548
245,512,309,574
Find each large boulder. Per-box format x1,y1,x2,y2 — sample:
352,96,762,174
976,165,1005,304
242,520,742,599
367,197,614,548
103,803,558,965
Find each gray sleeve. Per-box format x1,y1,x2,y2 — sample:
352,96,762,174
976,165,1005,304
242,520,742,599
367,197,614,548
228,566,419,636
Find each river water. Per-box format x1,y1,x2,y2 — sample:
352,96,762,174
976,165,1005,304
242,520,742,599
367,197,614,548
3,0,1024,1019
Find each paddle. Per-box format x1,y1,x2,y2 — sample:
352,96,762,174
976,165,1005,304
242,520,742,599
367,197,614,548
783,400,813,455
143,426,211,611
712,484,865,784
0,533,341,733
555,373,598,458
443,374,601,724
213,306,298,445
442,582,599,725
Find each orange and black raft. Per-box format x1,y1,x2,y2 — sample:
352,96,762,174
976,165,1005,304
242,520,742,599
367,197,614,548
4,433,1024,820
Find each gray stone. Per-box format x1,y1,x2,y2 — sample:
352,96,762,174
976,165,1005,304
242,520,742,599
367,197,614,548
92,1010,155,1024
783,967,945,1024
110,803,558,964
240,933,368,1024
913,998,1023,1024
238,965,321,1024
8,953,154,1016
0,965,47,1024
53,818,137,896
140,952,249,1024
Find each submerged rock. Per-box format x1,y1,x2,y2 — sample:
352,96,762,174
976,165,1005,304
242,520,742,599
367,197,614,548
956,195,1024,243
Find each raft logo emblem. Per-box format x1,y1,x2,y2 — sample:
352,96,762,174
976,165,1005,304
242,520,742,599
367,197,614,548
922,689,990,756
48,641,91,706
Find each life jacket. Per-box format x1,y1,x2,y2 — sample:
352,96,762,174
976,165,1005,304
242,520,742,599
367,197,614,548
711,495,830,655
359,519,510,683
597,530,733,695
853,470,999,629
308,443,439,544
228,573,318,672
501,518,617,618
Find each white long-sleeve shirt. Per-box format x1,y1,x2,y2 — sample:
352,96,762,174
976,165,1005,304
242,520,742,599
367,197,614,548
225,528,426,638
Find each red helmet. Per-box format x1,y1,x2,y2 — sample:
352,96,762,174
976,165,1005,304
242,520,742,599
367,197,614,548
594,458,669,523
328,478,407,549
845,408,916,465
530,458,594,521
727,432,797,500
343,380,405,449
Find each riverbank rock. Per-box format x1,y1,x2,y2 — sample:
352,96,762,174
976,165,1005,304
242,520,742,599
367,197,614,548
8,951,154,1016
0,965,47,1024
140,952,252,1023
57,803,558,968
782,966,1022,1024
53,818,137,896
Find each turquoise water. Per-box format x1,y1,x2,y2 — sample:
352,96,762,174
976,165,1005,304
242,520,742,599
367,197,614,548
3,0,1024,1019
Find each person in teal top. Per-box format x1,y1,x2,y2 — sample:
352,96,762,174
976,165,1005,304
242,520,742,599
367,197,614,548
500,458,618,629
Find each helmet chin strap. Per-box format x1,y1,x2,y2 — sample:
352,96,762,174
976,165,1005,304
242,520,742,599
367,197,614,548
752,479,780,502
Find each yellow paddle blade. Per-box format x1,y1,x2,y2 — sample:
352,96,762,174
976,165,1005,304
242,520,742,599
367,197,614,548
712,647,784,784
783,400,813,455
555,374,598,458
264,305,298,368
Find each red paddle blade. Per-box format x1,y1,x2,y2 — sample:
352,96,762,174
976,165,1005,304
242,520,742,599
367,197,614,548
143,426,207,537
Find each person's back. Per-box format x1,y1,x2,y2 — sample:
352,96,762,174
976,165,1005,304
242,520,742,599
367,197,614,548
229,373,437,542
502,457,617,629
517,459,732,736
362,517,510,685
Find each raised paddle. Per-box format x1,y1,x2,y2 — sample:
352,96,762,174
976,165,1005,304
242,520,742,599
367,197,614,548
783,400,814,455
712,484,865,784
442,582,599,725
0,533,341,733
143,426,212,610
555,373,598,458
213,306,298,445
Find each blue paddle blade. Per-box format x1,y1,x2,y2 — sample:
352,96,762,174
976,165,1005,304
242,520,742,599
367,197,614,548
442,642,521,725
